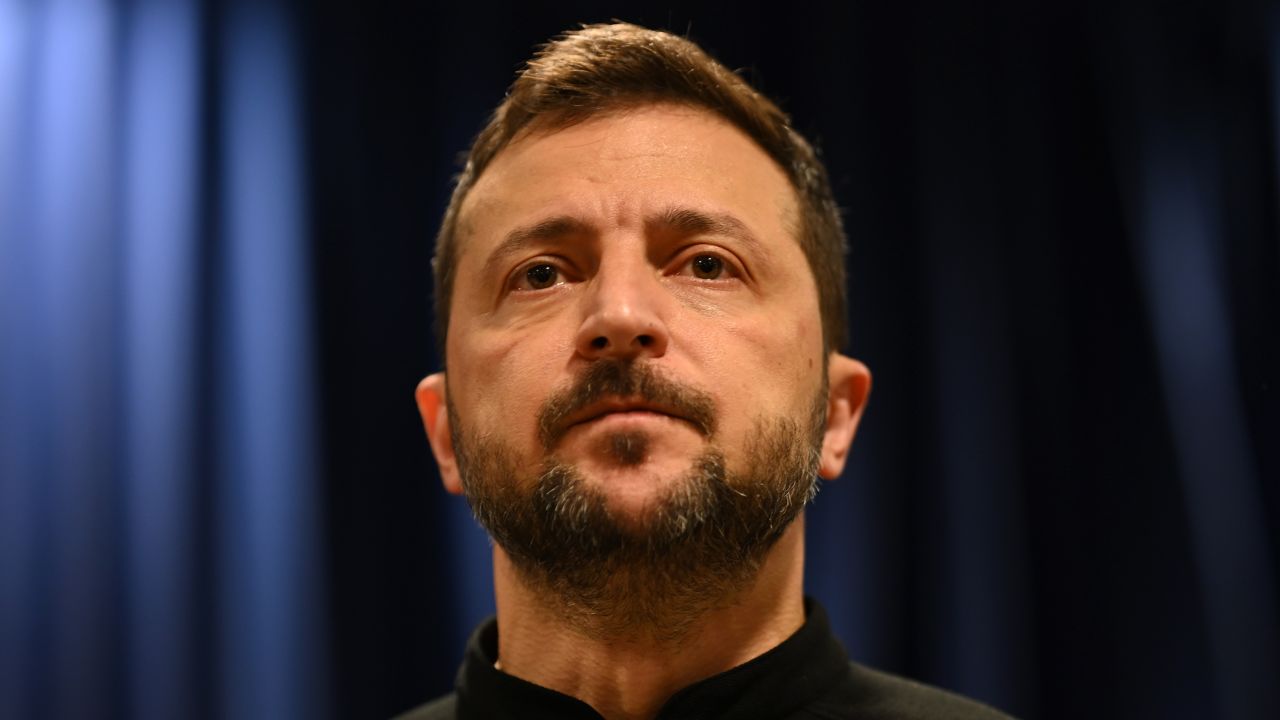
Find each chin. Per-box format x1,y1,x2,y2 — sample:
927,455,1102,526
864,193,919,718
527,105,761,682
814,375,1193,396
570,466,672,516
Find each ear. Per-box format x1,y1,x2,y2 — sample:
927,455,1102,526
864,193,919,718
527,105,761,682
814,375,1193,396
416,373,464,495
818,353,871,480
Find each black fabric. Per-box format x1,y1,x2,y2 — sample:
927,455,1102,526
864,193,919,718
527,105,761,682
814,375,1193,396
395,599,1013,719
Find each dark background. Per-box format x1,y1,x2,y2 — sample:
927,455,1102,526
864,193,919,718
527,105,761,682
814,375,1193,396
306,2,1279,719
2,1,1277,719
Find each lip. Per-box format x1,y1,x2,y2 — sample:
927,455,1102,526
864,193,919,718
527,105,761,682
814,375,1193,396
565,399,692,431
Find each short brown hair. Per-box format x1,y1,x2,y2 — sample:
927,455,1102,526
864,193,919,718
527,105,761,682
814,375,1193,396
433,22,848,357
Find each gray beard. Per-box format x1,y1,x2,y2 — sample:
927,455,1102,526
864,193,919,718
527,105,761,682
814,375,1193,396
449,362,826,643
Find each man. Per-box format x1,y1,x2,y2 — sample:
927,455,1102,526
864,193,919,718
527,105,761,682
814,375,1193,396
404,22,1011,720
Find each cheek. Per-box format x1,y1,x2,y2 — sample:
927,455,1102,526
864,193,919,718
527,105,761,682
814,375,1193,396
448,323,576,443
715,306,822,377
682,304,824,426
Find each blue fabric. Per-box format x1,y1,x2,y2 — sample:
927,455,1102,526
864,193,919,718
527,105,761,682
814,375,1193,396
0,1,325,718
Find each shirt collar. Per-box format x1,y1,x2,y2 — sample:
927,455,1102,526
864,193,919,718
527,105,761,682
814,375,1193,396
454,598,851,719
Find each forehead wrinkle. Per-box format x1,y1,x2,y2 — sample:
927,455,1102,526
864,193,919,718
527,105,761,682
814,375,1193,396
479,215,593,280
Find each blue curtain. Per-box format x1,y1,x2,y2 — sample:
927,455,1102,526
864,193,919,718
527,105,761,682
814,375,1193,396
4,2,1278,720
1102,9,1280,717
0,1,326,719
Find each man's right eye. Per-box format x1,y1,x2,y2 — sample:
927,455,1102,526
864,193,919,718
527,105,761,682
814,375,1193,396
521,263,559,290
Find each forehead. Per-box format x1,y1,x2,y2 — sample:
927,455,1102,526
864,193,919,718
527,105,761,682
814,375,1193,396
453,104,801,262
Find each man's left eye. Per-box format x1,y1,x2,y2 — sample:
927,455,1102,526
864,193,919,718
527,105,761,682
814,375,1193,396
525,263,559,289
689,254,725,279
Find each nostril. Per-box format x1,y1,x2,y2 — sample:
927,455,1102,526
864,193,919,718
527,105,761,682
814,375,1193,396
591,336,608,349
636,334,653,347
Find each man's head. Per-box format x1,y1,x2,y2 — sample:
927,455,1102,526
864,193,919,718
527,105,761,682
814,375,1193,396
416,23,870,640
432,22,849,356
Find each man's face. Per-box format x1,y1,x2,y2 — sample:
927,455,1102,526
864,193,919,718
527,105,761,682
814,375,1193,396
416,104,869,634
444,104,829,511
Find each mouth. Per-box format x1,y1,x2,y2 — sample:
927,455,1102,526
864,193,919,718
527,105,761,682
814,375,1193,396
565,398,699,433
536,361,719,450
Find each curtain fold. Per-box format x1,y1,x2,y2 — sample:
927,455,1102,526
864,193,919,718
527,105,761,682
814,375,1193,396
3,2,1278,720
0,1,326,718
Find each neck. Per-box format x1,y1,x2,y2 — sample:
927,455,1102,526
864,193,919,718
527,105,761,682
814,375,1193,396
491,516,807,720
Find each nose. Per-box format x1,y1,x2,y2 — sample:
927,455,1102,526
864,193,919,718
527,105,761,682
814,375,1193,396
575,257,670,361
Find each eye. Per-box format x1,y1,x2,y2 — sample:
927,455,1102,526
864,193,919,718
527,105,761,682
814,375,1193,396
525,263,558,289
690,254,724,279
510,262,563,292
669,250,742,284
691,254,721,278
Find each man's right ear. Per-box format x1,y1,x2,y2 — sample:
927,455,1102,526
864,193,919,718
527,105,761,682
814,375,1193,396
415,373,463,495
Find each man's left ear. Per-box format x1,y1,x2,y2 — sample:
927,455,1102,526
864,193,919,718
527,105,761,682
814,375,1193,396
818,353,871,479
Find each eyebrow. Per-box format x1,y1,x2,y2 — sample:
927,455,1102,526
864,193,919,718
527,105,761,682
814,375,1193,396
646,207,765,256
480,215,591,281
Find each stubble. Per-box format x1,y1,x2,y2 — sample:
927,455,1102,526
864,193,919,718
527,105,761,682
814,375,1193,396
450,360,826,643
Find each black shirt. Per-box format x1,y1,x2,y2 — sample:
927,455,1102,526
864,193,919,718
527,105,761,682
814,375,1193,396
395,599,1014,719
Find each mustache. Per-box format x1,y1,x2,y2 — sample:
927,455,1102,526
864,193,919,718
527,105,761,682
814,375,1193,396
537,360,717,450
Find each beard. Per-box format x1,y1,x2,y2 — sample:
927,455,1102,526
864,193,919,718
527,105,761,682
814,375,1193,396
449,359,827,642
